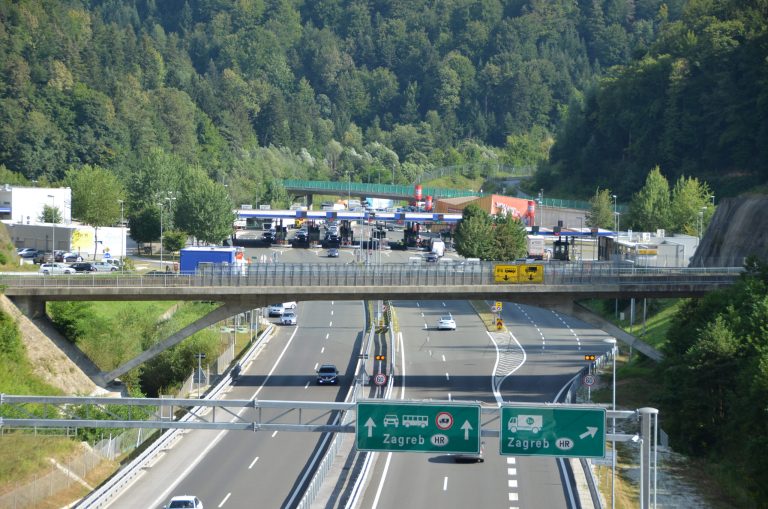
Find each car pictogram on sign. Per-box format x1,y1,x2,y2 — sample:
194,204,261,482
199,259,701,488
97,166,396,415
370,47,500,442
435,411,454,430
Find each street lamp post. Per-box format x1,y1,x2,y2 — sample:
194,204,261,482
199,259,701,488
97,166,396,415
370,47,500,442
118,200,124,267
47,194,55,257
195,353,206,398
158,195,175,270
604,337,618,509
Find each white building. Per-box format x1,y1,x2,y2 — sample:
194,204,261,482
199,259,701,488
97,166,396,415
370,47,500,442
0,184,126,259
0,185,72,225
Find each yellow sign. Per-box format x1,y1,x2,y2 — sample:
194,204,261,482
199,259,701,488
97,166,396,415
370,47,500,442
519,264,544,283
494,265,519,283
495,301,503,311
71,229,94,250
496,318,504,330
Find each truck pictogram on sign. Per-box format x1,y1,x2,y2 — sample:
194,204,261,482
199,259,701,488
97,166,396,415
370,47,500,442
508,414,543,434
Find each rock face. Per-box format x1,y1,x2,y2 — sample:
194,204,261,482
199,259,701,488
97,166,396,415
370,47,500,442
691,196,768,267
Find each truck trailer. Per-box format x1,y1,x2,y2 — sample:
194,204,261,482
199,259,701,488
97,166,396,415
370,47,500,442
179,246,243,274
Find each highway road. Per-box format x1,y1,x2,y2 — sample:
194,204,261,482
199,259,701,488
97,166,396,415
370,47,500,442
356,298,614,509
107,299,365,509
106,245,613,508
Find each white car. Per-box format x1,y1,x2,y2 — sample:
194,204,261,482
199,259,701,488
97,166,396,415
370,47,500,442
268,302,297,316
165,495,203,508
38,263,75,275
280,311,297,325
437,314,457,330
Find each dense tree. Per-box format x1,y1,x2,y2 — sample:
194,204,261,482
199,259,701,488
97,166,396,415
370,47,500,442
585,188,615,229
454,204,494,260
65,165,125,257
627,166,671,231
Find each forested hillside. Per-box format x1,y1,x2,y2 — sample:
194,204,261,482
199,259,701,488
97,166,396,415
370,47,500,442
539,0,768,197
1,0,688,207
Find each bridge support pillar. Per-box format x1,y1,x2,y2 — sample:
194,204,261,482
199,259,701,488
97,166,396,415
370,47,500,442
10,296,47,319
306,194,313,208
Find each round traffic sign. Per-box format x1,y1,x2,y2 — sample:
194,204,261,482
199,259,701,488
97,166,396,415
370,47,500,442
435,411,454,430
584,374,595,386
374,373,387,386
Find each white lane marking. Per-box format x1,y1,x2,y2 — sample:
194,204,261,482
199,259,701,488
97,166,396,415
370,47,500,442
507,457,516,464
271,431,278,438
372,452,393,508
509,493,519,501
508,468,517,475
448,393,452,401
508,479,518,488
248,456,259,469
445,373,450,381
441,355,446,362
218,493,231,507
304,382,310,389
443,476,448,491
314,362,318,370
442,302,446,307
331,310,334,316
325,333,330,340
329,321,333,327
149,325,302,509
321,347,325,354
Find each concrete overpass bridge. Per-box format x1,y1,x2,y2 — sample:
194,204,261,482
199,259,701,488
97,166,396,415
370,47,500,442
1,262,742,383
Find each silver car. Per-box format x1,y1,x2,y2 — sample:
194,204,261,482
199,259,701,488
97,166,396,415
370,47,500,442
38,263,75,275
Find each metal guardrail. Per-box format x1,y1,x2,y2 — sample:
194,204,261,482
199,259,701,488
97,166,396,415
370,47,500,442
0,263,744,290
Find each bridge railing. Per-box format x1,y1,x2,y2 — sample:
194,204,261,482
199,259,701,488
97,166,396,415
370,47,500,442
0,263,744,289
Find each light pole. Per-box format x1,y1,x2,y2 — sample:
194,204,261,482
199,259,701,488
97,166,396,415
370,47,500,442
604,337,617,509
195,353,206,398
47,194,55,257
159,195,175,270
118,200,124,267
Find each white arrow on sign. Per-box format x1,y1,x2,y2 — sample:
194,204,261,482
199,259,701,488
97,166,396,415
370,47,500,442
365,417,376,437
579,427,598,440
461,420,473,440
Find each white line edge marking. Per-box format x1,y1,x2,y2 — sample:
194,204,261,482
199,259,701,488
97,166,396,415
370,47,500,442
218,492,231,507
248,457,259,469
149,326,302,508
443,476,448,490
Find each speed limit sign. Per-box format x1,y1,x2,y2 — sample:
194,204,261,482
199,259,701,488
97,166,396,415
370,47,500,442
374,373,387,386
584,374,595,386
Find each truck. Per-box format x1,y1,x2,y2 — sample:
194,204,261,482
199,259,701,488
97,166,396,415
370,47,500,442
179,246,243,274
526,235,547,260
430,239,445,257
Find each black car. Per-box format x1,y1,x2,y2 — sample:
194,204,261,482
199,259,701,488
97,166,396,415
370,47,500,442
17,248,40,259
316,364,339,384
262,231,276,244
70,262,97,273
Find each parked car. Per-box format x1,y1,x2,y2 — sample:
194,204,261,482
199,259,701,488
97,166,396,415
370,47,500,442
165,495,204,508
38,263,75,275
58,252,83,262
437,314,457,330
316,364,339,385
425,253,439,263
17,248,40,259
70,262,98,273
327,248,339,257
268,302,297,316
280,310,297,325
91,261,118,272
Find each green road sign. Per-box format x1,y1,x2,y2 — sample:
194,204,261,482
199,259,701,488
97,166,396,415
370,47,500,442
357,401,481,454
500,404,606,458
